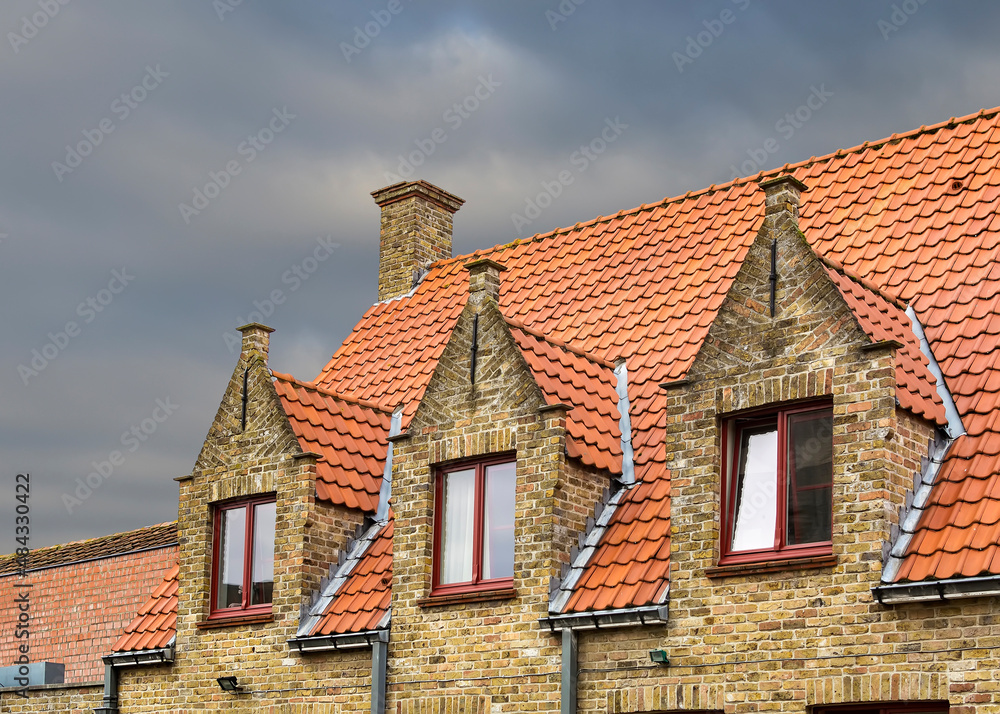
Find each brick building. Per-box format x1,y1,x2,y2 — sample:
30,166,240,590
3,106,1000,713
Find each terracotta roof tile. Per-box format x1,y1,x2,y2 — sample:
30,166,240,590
311,518,393,636
272,372,392,513
507,319,622,474
822,263,947,425
111,562,179,652
300,106,1000,605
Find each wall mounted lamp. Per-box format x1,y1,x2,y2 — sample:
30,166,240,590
216,676,242,692
648,649,669,665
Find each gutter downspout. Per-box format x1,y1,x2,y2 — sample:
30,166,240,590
371,629,389,714
561,629,577,714
370,407,401,714
93,663,118,714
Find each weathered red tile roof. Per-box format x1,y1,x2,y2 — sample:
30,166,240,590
508,318,623,475
0,521,176,575
111,563,178,652
273,371,392,512
311,106,1000,607
114,106,1000,648
822,261,946,425
310,518,393,636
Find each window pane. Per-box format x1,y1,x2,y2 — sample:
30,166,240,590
731,426,778,551
250,502,276,605
440,469,476,584
481,462,515,580
216,507,246,609
786,410,833,545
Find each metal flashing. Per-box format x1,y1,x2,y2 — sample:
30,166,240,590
614,360,635,485
881,431,953,583
375,407,403,523
296,519,385,638
549,485,629,614
906,305,966,438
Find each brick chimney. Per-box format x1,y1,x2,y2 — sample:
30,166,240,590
237,322,273,362
758,174,808,231
464,258,506,306
371,180,465,301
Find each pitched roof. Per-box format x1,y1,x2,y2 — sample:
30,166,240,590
0,521,176,576
822,261,946,425
111,562,178,652
112,108,1000,652
307,518,393,637
312,106,1000,603
507,318,623,475
272,371,392,512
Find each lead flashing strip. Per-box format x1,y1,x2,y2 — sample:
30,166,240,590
540,604,669,632
880,432,953,584
297,519,385,638
905,306,966,438
614,361,635,486
375,407,403,522
549,484,630,614
873,574,1000,604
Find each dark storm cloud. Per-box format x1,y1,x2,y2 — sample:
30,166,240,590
1,0,999,546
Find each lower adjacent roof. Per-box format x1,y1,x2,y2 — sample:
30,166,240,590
0,521,176,575
112,562,178,653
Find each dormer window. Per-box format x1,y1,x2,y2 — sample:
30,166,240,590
432,457,516,595
721,402,833,564
210,496,276,617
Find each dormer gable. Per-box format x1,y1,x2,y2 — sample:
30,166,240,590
666,176,938,588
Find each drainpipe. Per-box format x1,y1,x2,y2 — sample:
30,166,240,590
93,663,118,714
371,629,389,714
561,629,577,714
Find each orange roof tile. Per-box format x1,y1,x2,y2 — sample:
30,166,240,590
111,562,178,652
507,319,623,474
308,106,1000,602
272,372,392,513
822,262,947,425
309,518,393,636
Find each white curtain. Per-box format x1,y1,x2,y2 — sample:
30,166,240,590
731,429,778,552
441,469,475,584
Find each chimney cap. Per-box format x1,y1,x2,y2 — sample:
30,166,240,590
758,174,809,193
464,258,508,274
237,322,275,334
237,323,273,360
371,180,465,214
465,258,506,304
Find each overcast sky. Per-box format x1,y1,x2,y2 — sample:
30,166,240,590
2,1,999,549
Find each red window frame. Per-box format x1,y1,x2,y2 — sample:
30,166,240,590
209,494,276,619
431,455,516,596
720,400,833,565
